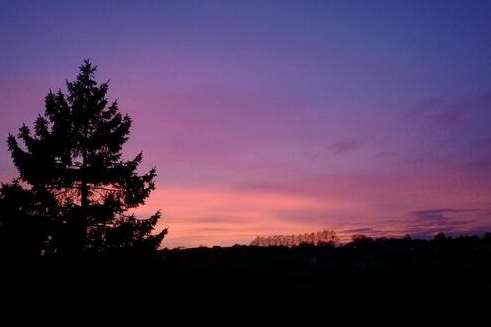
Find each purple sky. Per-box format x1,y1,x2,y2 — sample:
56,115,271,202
1,0,491,247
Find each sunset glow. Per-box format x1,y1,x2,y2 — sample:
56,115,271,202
1,1,491,247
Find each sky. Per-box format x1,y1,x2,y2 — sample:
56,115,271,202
1,0,491,247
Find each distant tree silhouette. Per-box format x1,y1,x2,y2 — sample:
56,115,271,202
433,232,447,241
250,230,339,247
2,60,166,257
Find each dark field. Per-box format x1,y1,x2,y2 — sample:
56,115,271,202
8,234,490,303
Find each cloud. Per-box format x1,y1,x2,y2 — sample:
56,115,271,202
341,227,377,234
402,208,491,238
408,94,491,126
375,151,398,158
338,228,401,240
327,139,362,155
398,92,491,171
404,220,487,239
411,208,480,220
273,208,335,225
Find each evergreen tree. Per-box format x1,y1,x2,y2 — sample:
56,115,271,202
0,181,55,258
4,60,166,256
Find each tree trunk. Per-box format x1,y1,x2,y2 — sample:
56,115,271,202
78,117,89,253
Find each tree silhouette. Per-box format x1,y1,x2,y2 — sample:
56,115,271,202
0,181,54,258
3,60,166,257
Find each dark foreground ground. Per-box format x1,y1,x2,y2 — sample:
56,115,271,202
7,234,491,303
160,235,491,297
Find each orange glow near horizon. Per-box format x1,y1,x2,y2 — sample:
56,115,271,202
137,177,491,248
137,186,344,248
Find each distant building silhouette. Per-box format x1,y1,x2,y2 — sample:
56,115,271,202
250,230,339,247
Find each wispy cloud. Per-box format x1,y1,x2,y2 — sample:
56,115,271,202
400,208,491,238
337,227,401,240
408,94,491,127
411,208,480,220
327,139,363,155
